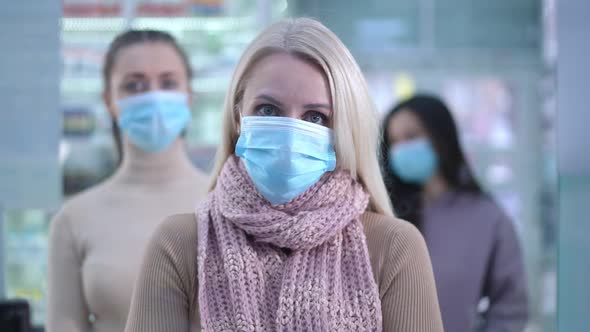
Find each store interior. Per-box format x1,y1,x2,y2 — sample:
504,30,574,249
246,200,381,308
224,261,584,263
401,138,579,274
3,0,585,331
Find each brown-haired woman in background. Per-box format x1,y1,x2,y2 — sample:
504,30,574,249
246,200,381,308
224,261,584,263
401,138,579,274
47,30,208,332
380,94,528,332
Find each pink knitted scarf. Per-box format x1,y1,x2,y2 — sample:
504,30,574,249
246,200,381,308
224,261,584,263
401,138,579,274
196,156,382,331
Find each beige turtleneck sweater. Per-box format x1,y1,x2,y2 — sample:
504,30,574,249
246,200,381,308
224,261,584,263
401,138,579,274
47,140,209,332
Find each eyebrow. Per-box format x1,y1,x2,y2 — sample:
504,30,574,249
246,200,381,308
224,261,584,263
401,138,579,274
256,94,284,107
256,94,332,112
304,103,331,111
159,71,180,78
122,72,146,79
122,71,180,79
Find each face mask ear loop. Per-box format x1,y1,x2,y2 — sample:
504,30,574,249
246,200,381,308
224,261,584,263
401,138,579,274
234,104,243,136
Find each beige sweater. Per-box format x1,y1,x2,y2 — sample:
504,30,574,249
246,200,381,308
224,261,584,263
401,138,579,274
125,212,444,331
47,141,209,332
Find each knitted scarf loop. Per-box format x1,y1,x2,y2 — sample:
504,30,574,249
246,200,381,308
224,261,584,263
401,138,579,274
196,156,382,331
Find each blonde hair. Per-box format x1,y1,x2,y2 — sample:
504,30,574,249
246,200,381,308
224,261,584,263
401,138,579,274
210,17,393,217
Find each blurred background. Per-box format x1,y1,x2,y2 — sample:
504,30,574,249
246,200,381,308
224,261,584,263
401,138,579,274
0,0,588,331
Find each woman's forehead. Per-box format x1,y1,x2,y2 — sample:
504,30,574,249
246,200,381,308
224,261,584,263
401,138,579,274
112,43,185,77
243,53,331,105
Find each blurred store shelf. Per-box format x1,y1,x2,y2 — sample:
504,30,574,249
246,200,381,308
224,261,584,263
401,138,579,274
61,16,255,32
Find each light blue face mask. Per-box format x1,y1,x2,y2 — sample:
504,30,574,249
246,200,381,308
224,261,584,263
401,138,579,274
235,116,337,205
117,91,191,153
389,138,438,184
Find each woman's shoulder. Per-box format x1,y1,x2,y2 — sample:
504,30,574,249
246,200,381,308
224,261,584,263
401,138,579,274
361,211,423,247
360,215,443,330
458,191,514,227
150,213,199,249
54,172,128,218
130,213,201,322
49,181,116,235
144,213,199,294
361,212,429,287
455,191,501,212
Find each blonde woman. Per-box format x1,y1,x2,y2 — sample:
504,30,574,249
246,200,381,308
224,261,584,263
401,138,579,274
125,18,443,332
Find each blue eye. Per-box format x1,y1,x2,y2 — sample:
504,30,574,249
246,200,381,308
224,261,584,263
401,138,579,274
304,111,328,125
123,80,149,94
161,78,179,90
255,104,279,117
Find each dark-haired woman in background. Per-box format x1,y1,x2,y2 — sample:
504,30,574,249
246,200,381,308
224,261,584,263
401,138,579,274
47,30,208,332
380,94,528,332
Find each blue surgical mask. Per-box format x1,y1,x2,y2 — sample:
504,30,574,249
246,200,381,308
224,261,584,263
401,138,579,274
389,138,438,184
117,91,191,153
236,116,337,205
